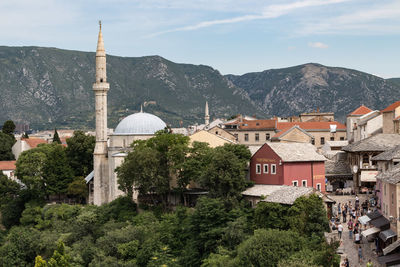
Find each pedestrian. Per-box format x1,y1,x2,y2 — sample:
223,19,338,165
366,259,373,267
348,220,353,239
338,223,343,239
342,258,349,267
358,245,363,263
342,209,347,223
338,203,341,216
354,230,361,244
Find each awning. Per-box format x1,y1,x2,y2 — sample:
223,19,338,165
384,239,400,255
370,216,390,230
360,170,378,182
379,229,397,242
378,253,400,265
85,170,94,184
367,210,383,220
361,227,380,238
358,215,371,225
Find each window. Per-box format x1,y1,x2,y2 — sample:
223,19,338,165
320,137,325,145
302,180,307,187
311,139,315,145
255,133,259,142
256,164,261,174
340,137,345,141
271,164,276,174
263,164,269,173
215,131,219,135
316,183,321,191
384,184,387,196
244,134,249,141
266,133,270,141
330,137,334,141
392,193,394,205
292,180,298,187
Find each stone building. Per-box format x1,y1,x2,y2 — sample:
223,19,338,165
224,118,277,145
346,105,373,142
12,137,47,159
270,125,313,143
88,23,167,205
382,101,400,134
276,121,347,148
342,134,400,193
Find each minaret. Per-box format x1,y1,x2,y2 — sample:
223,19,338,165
93,21,110,205
205,101,210,125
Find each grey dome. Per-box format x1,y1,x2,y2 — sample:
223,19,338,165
114,112,166,135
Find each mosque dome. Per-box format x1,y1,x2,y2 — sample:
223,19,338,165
114,112,167,135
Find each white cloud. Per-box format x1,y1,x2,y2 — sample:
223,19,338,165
299,1,400,35
146,0,351,37
308,42,328,48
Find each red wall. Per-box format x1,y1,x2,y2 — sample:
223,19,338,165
250,144,326,192
283,162,325,192
250,144,284,185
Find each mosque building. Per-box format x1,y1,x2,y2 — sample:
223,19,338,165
87,22,167,205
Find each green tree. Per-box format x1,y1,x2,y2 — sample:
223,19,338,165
180,141,211,188
236,229,305,267
15,145,48,199
117,131,189,208
52,128,61,144
2,120,16,135
0,172,21,206
67,177,87,203
35,255,48,267
66,131,95,178
254,202,289,230
287,194,330,237
47,241,71,267
0,132,15,160
197,144,250,202
42,144,74,198
181,197,229,266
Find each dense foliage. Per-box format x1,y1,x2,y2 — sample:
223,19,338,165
0,120,16,160
0,194,338,267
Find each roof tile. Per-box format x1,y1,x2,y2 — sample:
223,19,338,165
349,105,373,116
0,161,16,170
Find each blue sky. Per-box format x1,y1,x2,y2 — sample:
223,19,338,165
1,0,400,77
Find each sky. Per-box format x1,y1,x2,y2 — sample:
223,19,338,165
1,0,400,78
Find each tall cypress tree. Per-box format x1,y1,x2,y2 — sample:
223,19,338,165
53,128,61,144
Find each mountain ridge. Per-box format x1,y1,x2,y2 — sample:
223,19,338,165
1,45,400,129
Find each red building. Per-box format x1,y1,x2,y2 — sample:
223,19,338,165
250,142,326,192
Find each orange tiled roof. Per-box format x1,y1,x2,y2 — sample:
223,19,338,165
277,121,346,131
23,138,47,148
349,105,373,116
382,101,400,113
272,128,291,138
225,119,277,130
0,161,16,170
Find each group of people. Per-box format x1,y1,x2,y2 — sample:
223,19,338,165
334,196,376,266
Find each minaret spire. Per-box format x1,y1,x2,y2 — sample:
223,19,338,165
140,104,143,113
205,101,210,125
93,22,110,206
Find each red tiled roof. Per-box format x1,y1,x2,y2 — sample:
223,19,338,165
23,138,47,148
0,161,16,170
277,121,346,131
272,128,291,138
382,101,400,113
226,119,277,130
349,105,373,116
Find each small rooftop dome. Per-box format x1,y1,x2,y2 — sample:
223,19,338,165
114,112,166,135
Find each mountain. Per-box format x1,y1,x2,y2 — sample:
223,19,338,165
0,46,264,130
226,63,400,121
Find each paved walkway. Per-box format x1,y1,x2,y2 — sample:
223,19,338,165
328,194,383,266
